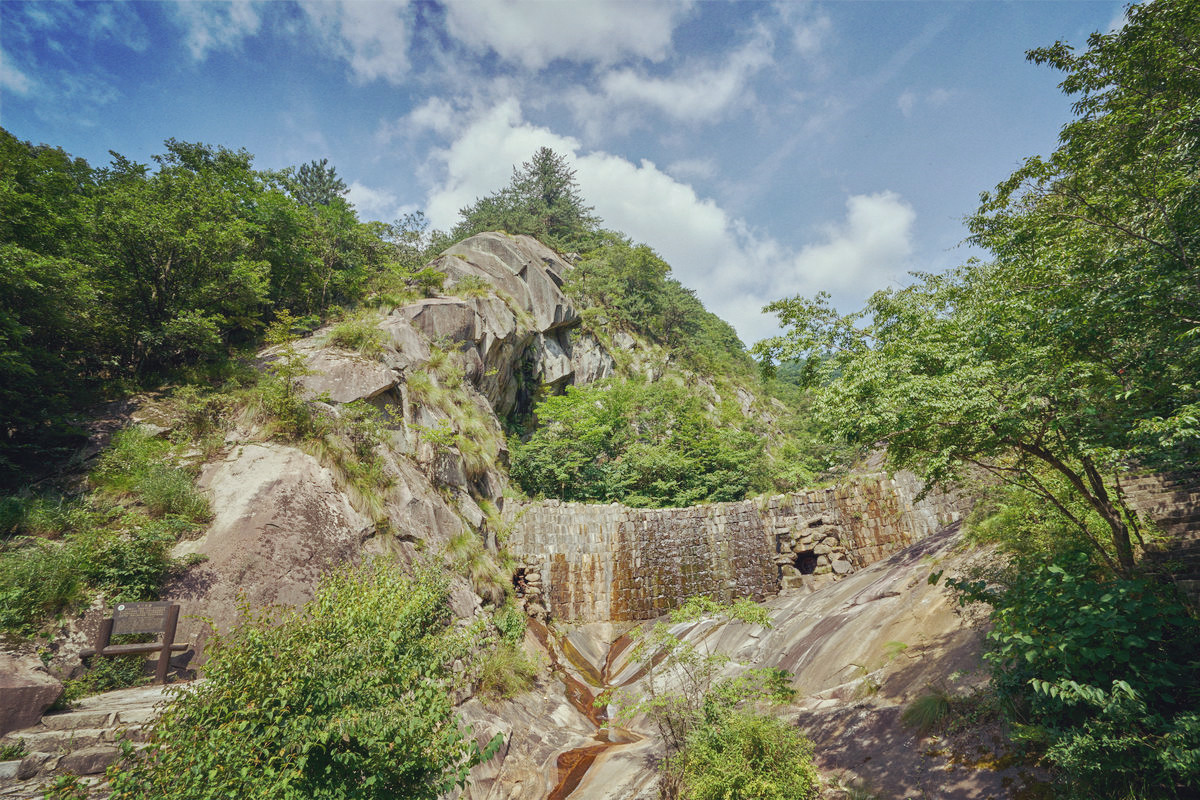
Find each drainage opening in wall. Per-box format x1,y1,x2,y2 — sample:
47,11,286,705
794,551,817,575
513,568,528,597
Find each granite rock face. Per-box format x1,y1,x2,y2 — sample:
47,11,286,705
169,442,374,656
0,653,61,737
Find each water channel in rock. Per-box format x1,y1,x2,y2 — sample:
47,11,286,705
528,621,644,800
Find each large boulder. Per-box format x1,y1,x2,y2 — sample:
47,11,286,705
436,233,578,333
169,443,373,661
0,652,62,736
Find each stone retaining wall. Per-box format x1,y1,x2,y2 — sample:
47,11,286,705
504,473,969,622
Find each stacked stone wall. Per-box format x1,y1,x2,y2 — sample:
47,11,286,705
505,472,969,623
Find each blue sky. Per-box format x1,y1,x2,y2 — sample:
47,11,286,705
1,0,1126,344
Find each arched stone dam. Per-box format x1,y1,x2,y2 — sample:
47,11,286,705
505,472,970,623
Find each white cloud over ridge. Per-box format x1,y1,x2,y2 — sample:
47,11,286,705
442,0,694,70
347,180,416,225
303,1,413,84
422,101,916,343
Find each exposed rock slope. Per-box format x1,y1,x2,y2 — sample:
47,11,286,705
458,525,1034,800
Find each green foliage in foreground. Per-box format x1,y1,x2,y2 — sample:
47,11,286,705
610,597,811,800
944,553,1200,798
509,378,767,507
682,710,818,800
109,562,501,800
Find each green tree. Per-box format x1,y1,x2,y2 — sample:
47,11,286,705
286,157,349,208
454,147,600,251
756,0,1200,574
509,378,767,507
0,130,100,477
92,143,270,370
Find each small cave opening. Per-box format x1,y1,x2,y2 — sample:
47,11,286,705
794,551,818,575
513,568,528,597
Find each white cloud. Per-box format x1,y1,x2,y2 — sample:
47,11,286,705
0,51,33,95
422,101,916,343
442,0,693,69
172,1,262,60
897,87,955,118
779,192,915,295
303,1,413,84
347,180,416,224
590,35,772,123
784,4,832,58
666,158,717,181
406,97,458,135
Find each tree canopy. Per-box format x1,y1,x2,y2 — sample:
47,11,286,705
0,131,413,483
454,147,601,252
755,0,1200,574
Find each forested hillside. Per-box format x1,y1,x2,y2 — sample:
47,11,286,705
0,133,441,483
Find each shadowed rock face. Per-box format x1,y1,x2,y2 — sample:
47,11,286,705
0,653,62,737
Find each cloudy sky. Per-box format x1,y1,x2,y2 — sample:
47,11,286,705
1,0,1125,344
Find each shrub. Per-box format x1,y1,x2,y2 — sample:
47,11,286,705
901,686,953,737
58,652,148,707
448,275,491,298
326,311,385,357
475,642,538,702
0,538,83,635
509,378,768,507
681,710,818,800
92,428,210,523
945,552,1200,798
108,561,501,800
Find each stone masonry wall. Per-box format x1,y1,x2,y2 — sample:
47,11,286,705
504,472,969,623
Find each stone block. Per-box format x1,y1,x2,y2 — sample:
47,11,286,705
0,652,62,737
57,745,121,775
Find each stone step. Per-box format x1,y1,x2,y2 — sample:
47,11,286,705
2,727,110,753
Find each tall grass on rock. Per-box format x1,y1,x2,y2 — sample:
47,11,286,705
108,561,501,800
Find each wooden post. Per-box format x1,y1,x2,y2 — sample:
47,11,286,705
155,604,180,684
95,616,114,653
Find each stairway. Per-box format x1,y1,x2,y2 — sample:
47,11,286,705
0,684,170,799
1123,472,1200,605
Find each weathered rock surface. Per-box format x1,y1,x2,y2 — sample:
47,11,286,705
169,443,373,656
466,525,1014,800
437,233,577,333
0,654,61,737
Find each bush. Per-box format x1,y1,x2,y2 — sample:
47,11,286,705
901,686,953,737
108,561,501,800
510,378,767,507
58,652,148,707
946,552,1200,798
681,710,818,800
326,311,385,356
475,642,538,702
0,538,84,635
92,428,210,522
